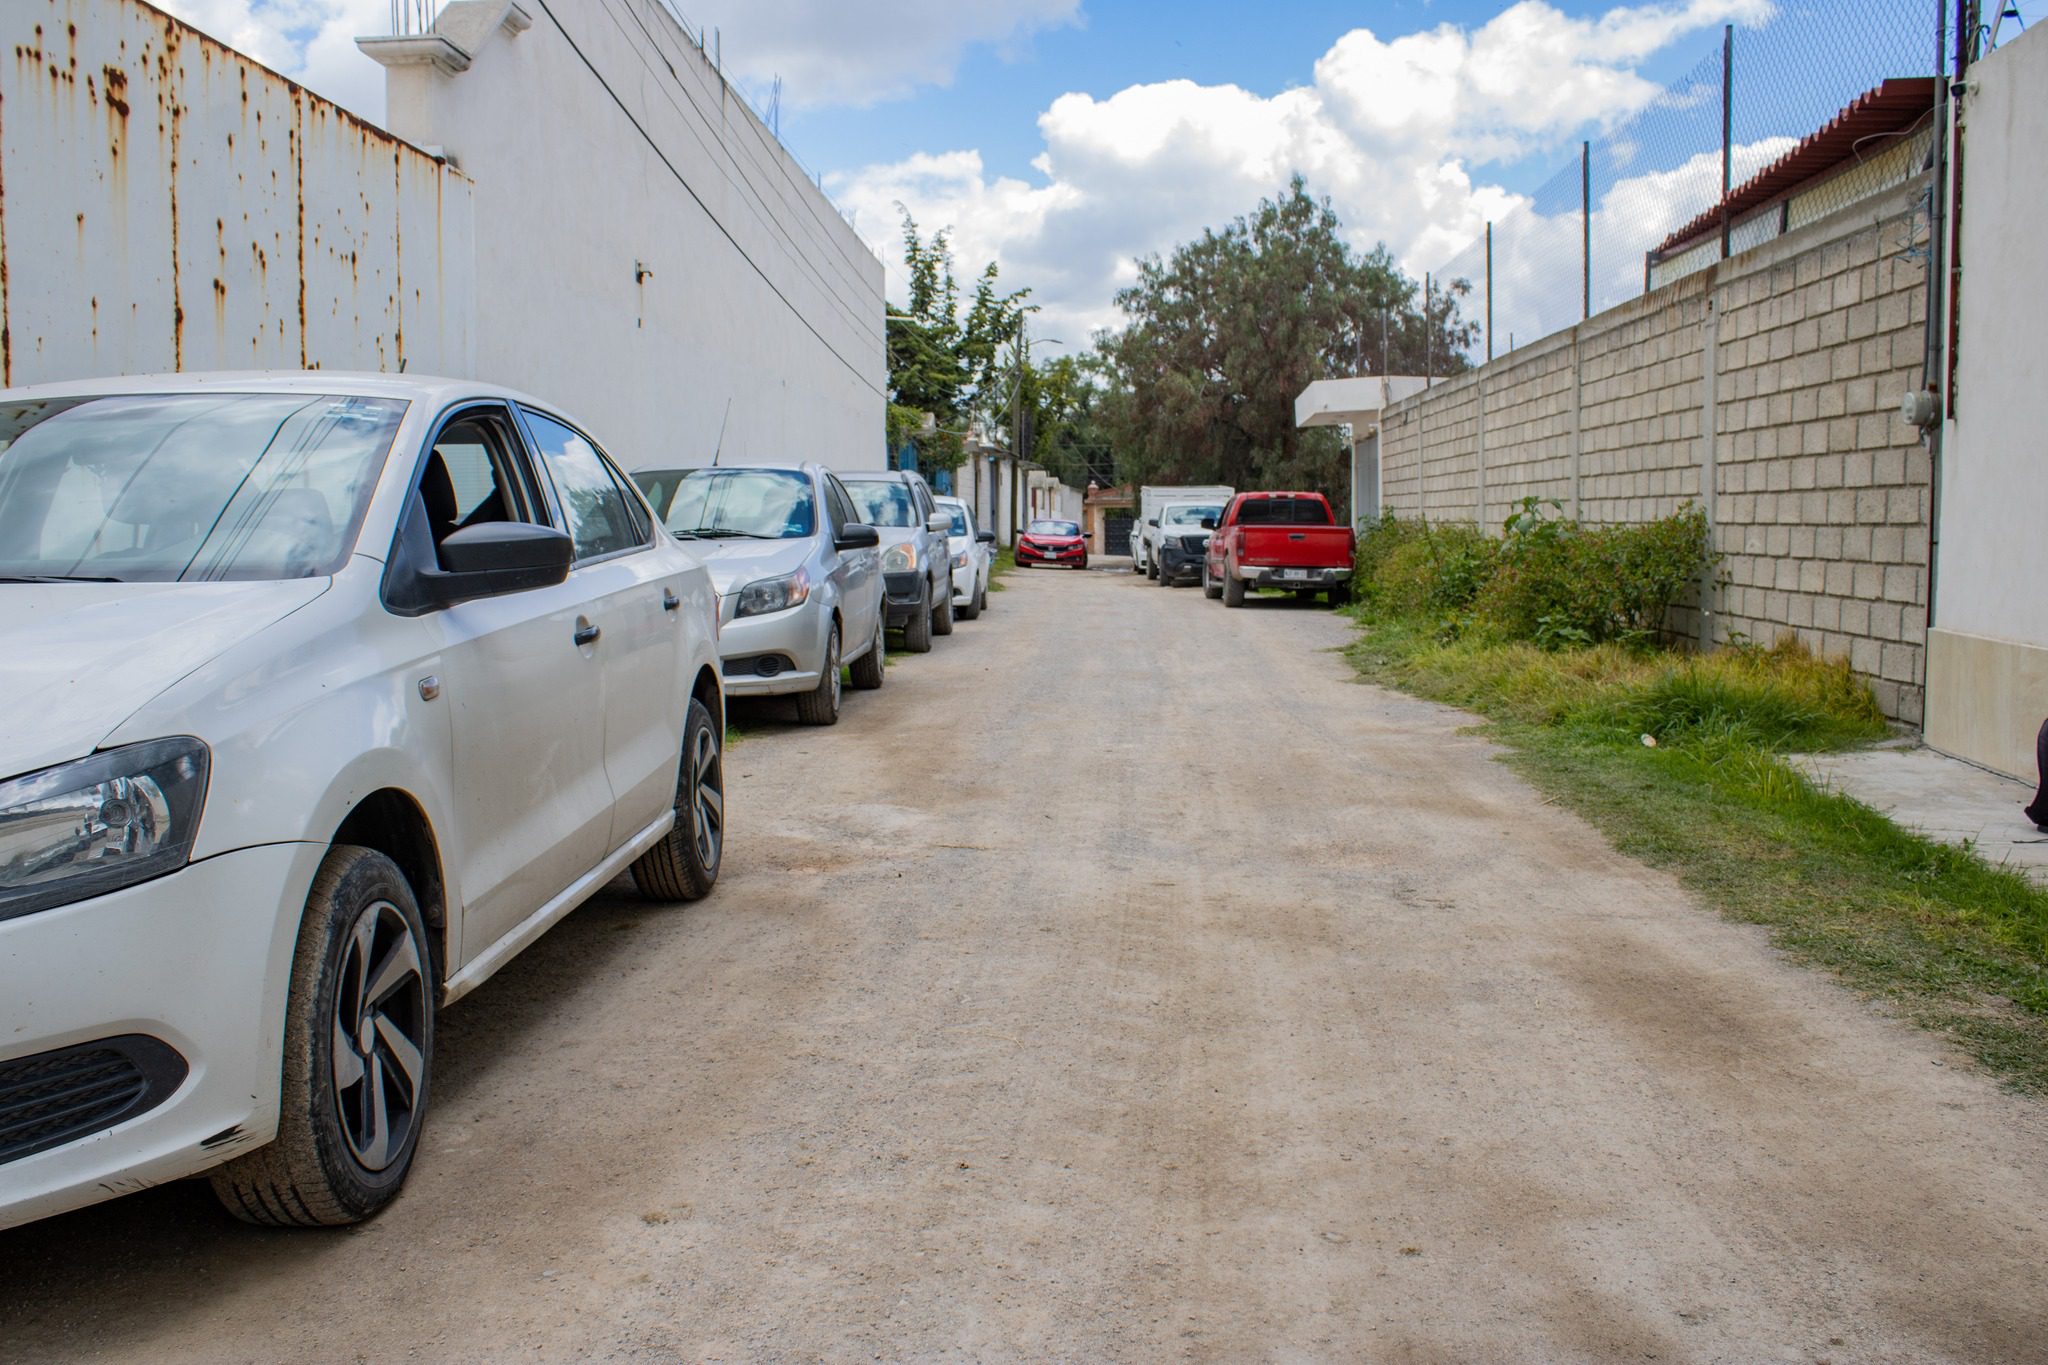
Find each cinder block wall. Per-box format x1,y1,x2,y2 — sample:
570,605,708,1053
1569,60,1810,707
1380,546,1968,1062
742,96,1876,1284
1378,177,1933,722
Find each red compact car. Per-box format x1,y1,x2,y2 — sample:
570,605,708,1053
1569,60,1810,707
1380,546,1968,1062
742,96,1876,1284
1016,518,1088,569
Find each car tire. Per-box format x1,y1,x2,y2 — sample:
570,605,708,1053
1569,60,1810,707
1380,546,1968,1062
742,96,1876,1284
630,696,723,901
1203,562,1222,600
210,845,434,1227
1223,571,1246,608
977,581,990,613
849,616,885,689
932,583,954,636
1157,561,1174,586
795,622,841,726
901,584,933,652
959,585,981,621
1327,583,1353,606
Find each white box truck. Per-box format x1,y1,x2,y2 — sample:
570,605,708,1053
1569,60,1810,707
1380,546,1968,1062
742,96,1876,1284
1134,485,1234,578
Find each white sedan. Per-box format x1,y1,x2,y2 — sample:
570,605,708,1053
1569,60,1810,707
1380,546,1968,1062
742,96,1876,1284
935,494,995,620
0,372,725,1230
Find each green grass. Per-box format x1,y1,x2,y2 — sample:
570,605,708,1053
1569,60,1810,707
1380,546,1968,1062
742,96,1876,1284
1345,616,2048,1093
988,545,1017,589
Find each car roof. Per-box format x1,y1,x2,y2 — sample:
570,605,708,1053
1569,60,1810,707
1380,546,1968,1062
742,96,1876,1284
634,461,813,475
0,369,551,408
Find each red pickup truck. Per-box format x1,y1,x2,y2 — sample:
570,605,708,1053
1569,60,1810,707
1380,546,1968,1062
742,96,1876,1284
1202,492,1355,607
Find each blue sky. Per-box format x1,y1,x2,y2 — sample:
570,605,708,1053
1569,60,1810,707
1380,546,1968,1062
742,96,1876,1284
767,0,1736,198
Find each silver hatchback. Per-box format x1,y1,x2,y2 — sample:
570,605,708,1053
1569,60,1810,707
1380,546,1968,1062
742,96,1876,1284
640,464,887,725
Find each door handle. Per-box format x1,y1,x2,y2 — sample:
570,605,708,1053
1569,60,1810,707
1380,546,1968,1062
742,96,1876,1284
662,589,680,612
573,619,601,647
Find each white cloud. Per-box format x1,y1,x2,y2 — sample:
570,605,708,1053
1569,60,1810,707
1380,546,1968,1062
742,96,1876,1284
682,0,1081,109
152,0,389,122
831,0,1777,356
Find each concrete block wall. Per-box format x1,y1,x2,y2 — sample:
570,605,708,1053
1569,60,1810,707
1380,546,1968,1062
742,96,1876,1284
1473,330,1576,519
1712,200,1933,721
1378,177,1933,722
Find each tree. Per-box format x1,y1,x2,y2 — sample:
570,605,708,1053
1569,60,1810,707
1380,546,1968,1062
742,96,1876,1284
1098,177,1476,510
885,214,1032,469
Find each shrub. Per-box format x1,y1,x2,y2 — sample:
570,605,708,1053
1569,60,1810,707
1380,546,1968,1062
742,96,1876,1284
1355,512,1496,620
1475,499,1713,647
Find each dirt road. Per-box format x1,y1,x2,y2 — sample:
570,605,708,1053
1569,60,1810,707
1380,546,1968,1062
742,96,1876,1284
6,566,2047,1362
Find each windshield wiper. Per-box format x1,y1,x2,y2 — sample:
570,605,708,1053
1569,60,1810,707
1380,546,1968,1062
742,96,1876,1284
0,573,124,583
679,526,775,539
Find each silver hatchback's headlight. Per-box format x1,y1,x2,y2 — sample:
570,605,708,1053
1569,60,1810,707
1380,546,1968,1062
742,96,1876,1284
734,568,811,619
881,542,918,575
0,737,211,922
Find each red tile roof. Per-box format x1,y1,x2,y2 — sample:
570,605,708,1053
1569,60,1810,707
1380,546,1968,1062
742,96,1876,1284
1655,78,1937,256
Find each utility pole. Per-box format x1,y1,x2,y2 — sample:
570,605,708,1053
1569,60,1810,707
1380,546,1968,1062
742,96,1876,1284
1009,326,1026,549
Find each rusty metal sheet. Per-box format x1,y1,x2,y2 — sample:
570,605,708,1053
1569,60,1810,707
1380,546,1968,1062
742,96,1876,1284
1,0,475,387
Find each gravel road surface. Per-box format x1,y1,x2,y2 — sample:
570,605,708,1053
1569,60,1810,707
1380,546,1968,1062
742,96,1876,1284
5,566,2046,1362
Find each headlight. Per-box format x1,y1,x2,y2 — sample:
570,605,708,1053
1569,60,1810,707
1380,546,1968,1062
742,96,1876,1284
0,737,211,922
952,551,970,569
734,568,811,619
881,543,918,574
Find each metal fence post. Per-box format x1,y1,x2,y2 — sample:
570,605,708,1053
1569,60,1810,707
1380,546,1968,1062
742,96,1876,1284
1424,273,1434,388
1721,24,1734,260
1581,141,1591,321
1485,222,1494,363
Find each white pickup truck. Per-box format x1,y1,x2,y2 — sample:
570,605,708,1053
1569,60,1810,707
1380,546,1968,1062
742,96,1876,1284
1134,485,1233,577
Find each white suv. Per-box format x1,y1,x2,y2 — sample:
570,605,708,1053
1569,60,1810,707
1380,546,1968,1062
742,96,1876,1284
0,373,725,1230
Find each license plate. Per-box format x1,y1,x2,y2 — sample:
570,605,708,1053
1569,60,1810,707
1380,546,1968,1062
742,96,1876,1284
1282,568,1308,580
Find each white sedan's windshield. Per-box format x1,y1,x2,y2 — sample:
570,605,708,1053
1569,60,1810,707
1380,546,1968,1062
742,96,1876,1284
0,392,406,582
940,505,971,537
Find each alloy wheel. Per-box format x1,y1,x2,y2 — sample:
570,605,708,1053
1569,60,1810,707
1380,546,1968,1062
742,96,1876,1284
828,626,843,712
330,902,428,1172
689,716,725,872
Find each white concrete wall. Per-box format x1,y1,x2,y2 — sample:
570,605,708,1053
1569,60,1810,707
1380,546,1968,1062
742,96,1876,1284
1926,22,2048,778
0,0,475,386
1933,25,2048,649
373,0,886,475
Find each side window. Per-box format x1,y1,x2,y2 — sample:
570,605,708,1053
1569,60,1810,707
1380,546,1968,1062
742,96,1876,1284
521,409,644,562
827,477,860,533
820,476,848,537
419,406,543,567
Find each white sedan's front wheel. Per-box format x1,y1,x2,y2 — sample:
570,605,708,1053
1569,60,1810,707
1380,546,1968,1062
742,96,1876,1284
211,846,433,1226
631,697,724,901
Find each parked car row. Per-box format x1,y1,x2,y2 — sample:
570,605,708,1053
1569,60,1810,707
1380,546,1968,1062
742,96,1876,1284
629,465,996,725
0,371,998,1235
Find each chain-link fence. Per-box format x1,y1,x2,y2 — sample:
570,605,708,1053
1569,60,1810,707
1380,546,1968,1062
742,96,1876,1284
1431,0,1949,366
